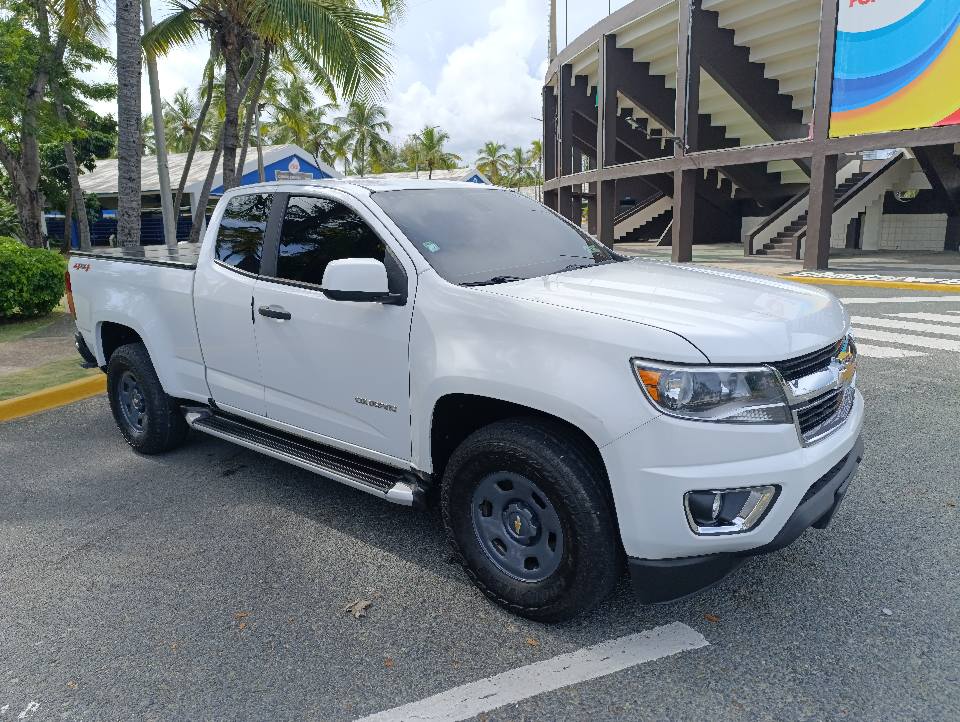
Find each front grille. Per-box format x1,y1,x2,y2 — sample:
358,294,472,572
797,389,844,436
771,340,842,382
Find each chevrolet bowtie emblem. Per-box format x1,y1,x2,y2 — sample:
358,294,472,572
513,516,523,535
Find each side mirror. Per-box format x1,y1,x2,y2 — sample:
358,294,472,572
321,258,401,304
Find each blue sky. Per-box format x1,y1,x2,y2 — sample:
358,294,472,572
87,0,630,163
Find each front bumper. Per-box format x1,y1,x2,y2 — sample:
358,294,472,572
627,434,863,603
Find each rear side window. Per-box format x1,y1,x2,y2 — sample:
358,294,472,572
215,193,272,274
276,196,388,286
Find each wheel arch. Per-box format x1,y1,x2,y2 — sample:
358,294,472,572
429,393,610,487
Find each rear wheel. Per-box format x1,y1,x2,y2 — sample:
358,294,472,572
441,418,622,622
107,342,189,454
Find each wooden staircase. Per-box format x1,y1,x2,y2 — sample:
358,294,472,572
755,172,870,257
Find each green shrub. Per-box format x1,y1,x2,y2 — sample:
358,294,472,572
0,236,66,320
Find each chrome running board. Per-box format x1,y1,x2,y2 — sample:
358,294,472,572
184,409,424,507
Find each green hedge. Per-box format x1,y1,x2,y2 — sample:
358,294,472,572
0,237,67,320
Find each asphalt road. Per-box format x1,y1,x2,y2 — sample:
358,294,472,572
1,286,959,721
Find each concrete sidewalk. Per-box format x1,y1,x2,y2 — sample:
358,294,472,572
618,242,960,283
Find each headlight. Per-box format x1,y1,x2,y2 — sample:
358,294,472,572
631,360,792,424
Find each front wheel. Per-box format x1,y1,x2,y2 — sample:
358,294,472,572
107,342,189,455
441,418,622,622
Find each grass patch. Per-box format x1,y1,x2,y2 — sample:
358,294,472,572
0,356,99,401
0,303,68,344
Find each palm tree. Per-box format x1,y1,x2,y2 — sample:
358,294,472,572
475,141,509,184
505,146,530,190
116,0,142,246
164,88,211,154
411,126,460,179
144,0,403,203
336,100,391,177
527,139,543,201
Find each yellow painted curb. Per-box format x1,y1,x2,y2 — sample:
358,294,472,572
0,374,106,423
781,276,960,293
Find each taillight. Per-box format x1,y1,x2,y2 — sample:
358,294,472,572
65,268,77,318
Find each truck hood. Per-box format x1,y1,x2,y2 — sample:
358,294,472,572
484,259,848,363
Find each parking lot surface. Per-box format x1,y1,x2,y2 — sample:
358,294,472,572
1,287,959,721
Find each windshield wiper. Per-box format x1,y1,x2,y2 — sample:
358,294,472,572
460,275,525,287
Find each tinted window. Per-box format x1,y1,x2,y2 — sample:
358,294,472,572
215,193,272,274
276,196,389,287
371,189,621,286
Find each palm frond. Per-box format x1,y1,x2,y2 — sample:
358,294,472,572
142,4,203,56
257,0,392,101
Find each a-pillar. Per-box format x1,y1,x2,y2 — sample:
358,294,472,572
803,153,839,270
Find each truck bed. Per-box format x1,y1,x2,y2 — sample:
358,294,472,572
71,245,200,269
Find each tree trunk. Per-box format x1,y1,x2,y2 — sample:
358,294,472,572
62,193,73,253
236,49,269,182
189,131,223,243
142,0,177,248
52,80,92,250
221,45,242,191
116,0,143,247
173,43,218,224
222,45,262,190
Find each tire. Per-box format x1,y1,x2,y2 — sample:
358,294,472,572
441,418,622,622
107,342,189,455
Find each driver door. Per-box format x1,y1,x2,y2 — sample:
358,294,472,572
252,192,416,462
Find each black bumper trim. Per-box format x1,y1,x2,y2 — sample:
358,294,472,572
628,434,864,604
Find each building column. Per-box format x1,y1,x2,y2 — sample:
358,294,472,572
861,198,882,251
672,0,700,263
542,83,559,211
947,216,960,252
596,34,619,247
803,153,839,270
557,63,576,222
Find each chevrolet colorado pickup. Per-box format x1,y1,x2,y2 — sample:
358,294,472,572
69,179,863,621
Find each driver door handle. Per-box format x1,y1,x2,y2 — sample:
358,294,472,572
258,305,292,321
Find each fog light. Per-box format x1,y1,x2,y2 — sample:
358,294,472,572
684,486,778,536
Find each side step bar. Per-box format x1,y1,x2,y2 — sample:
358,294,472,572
184,410,425,507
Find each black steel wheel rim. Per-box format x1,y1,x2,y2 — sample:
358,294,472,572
117,370,147,434
470,471,564,583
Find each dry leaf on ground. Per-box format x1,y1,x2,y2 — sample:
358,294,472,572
343,599,373,619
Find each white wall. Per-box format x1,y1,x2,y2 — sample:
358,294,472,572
879,214,948,251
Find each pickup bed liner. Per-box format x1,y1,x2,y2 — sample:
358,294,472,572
71,245,199,269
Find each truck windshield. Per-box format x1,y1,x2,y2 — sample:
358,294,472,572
371,188,622,286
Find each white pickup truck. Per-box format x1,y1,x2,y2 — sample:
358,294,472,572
69,179,863,621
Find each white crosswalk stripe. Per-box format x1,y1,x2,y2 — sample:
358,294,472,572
850,316,960,338
853,327,960,353
888,312,960,323
853,344,926,359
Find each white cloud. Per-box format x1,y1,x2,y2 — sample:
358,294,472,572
385,0,546,163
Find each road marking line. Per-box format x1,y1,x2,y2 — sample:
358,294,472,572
784,277,960,292
887,312,960,323
851,316,960,337
852,327,960,352
353,623,708,722
855,344,926,359
840,297,960,305
16,703,39,720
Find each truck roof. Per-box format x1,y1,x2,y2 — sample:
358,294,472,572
233,178,498,194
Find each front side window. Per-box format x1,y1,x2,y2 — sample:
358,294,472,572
215,193,272,274
276,196,389,287
371,188,621,286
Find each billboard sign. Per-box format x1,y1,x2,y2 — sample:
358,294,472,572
830,0,960,137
